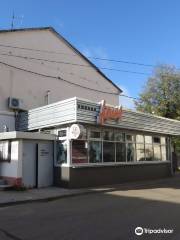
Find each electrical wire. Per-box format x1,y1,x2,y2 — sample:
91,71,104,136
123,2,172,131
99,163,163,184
0,52,150,76
1,43,179,72
0,59,140,100
0,59,120,95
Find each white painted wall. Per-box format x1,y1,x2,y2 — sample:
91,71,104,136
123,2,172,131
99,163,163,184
0,28,120,114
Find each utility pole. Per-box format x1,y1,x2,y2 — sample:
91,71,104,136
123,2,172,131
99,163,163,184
11,11,15,30
11,12,24,30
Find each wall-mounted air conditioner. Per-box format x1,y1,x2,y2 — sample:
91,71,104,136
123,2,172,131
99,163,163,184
8,97,24,110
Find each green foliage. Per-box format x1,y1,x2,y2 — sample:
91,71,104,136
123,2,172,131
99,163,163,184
135,65,180,151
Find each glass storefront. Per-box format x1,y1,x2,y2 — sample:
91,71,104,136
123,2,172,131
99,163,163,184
57,127,170,165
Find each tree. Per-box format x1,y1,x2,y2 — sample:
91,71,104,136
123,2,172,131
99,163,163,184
135,65,180,152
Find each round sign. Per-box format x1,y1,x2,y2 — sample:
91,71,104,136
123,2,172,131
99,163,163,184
69,124,81,139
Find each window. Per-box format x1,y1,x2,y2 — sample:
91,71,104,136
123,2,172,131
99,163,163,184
153,137,160,144
103,131,114,141
103,142,115,162
154,145,161,160
126,134,135,142
89,141,102,163
115,132,125,142
145,144,153,161
136,143,145,161
136,135,144,143
58,130,66,138
116,142,126,162
56,141,67,164
90,131,101,139
145,136,152,144
161,145,167,161
72,140,88,164
0,141,11,162
127,143,136,162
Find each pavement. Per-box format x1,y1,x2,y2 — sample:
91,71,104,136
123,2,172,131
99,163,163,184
1,174,180,239
0,172,180,207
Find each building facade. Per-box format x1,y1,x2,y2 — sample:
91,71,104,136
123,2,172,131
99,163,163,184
0,27,180,188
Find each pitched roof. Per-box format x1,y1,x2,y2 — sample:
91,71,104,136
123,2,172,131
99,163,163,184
0,26,122,93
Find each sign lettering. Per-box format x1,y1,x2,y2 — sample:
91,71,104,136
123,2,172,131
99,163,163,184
98,100,123,125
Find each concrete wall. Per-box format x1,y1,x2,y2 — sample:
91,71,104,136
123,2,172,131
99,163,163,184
55,163,172,188
0,29,119,113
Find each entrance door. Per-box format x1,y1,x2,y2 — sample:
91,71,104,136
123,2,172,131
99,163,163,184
37,142,53,187
22,142,37,188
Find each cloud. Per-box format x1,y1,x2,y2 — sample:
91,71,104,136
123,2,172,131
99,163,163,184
119,85,135,109
81,46,112,68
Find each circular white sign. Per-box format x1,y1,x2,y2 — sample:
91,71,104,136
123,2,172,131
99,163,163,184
135,227,143,236
69,124,81,139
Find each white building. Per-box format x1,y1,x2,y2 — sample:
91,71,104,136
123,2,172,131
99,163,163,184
0,27,180,188
0,27,121,132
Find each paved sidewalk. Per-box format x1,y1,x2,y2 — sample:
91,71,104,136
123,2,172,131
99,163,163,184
0,173,180,207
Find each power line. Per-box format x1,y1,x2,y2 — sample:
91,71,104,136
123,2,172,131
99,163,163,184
1,42,180,72
0,59,140,100
120,94,139,100
0,52,150,76
0,59,119,95
0,42,155,68
0,52,142,100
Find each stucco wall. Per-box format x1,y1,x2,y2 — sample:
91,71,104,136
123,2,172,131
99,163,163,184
0,29,119,112
0,112,15,132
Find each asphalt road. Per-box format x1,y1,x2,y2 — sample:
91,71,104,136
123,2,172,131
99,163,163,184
1,178,180,240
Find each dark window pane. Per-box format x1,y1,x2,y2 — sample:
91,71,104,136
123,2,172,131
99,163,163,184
116,142,126,162
58,130,66,137
103,131,114,141
126,134,135,142
115,132,125,142
72,140,88,164
103,142,115,162
90,131,101,139
153,137,160,144
56,141,67,164
127,143,135,162
89,141,102,163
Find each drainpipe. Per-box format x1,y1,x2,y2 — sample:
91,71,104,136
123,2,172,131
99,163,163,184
169,137,174,176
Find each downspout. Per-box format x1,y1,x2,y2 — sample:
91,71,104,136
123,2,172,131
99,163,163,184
169,137,174,176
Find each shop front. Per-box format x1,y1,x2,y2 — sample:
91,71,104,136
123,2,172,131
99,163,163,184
16,97,180,188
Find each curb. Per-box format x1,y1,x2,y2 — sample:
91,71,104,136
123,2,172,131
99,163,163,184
0,189,107,208
0,174,178,208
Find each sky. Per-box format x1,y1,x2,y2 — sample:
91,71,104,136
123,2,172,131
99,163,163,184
0,0,180,108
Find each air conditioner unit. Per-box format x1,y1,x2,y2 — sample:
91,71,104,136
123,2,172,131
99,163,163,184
8,97,24,110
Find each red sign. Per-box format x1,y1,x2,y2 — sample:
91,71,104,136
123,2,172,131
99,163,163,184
98,100,123,125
